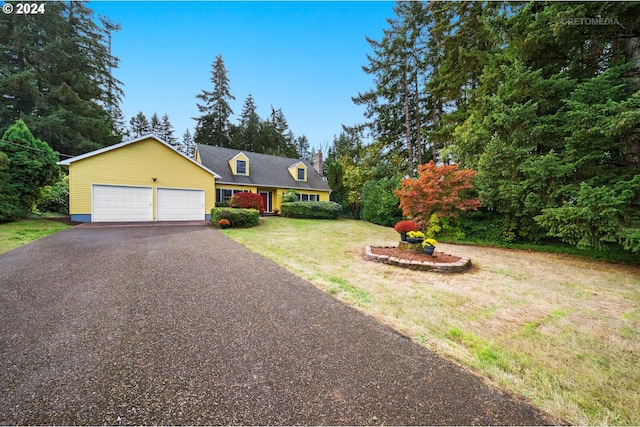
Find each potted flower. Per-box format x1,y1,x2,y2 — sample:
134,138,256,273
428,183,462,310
422,238,437,256
393,220,418,241
218,218,231,229
406,230,425,244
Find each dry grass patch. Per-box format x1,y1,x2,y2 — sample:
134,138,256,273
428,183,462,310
223,217,640,425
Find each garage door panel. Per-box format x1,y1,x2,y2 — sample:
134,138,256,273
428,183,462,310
157,188,205,221
92,185,153,222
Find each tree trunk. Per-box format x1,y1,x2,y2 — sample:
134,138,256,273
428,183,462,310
415,72,422,166
432,99,440,161
404,77,413,174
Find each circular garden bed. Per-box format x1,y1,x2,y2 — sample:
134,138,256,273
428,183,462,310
365,244,471,273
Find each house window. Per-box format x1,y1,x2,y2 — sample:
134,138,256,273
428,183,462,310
297,193,318,202
297,168,305,181
217,189,233,202
216,189,248,203
236,160,247,175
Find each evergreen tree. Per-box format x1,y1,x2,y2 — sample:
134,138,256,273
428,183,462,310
0,151,21,222
129,112,150,137
149,113,162,137
0,2,123,155
295,135,312,161
353,1,429,173
267,107,297,157
160,114,178,147
182,129,196,159
109,104,129,141
349,1,640,251
234,94,261,152
194,55,235,147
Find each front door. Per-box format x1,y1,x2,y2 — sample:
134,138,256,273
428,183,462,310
259,192,270,212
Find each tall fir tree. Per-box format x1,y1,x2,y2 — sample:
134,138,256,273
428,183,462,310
149,113,161,136
160,114,177,146
182,129,196,159
353,1,430,174
295,135,312,161
0,2,123,155
129,112,150,137
234,94,261,152
194,55,235,147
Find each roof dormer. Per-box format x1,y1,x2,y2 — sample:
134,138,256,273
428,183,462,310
288,161,307,182
229,152,250,176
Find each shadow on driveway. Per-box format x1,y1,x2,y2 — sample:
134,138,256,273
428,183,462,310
0,226,557,425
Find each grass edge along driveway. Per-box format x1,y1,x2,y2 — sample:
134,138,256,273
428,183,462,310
0,219,70,255
223,217,640,426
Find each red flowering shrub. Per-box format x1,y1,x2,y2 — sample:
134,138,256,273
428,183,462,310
393,220,419,234
229,192,264,213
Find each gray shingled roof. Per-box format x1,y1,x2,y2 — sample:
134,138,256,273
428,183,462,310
197,145,331,192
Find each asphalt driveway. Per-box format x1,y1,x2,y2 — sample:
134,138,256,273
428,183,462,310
0,225,555,425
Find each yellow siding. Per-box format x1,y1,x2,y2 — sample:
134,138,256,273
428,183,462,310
228,153,249,176
217,184,258,193
287,162,307,182
69,138,215,219
272,188,329,210
215,184,329,211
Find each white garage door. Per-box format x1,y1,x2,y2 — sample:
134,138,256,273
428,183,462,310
156,188,205,221
92,185,153,222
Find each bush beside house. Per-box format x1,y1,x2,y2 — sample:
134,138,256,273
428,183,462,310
229,192,263,213
211,207,259,228
280,201,342,219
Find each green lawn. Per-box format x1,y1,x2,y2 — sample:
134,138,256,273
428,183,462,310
0,219,70,255
223,217,640,425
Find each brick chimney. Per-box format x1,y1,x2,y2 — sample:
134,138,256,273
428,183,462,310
314,150,323,177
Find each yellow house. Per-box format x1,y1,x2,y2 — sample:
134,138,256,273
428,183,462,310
58,135,219,222
196,145,331,212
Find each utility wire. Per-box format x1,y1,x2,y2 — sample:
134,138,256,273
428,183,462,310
0,138,74,158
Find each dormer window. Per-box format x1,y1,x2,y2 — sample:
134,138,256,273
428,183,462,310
288,161,307,182
229,153,250,176
237,160,247,175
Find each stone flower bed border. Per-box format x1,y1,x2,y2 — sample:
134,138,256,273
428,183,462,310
365,246,472,273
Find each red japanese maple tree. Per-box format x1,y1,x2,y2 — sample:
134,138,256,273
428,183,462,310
394,161,481,227
229,192,264,212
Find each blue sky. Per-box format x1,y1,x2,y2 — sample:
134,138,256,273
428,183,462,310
89,1,396,151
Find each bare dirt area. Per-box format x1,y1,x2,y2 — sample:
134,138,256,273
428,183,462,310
370,247,461,263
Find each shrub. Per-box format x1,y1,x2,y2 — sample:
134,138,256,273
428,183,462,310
0,151,22,222
35,174,69,214
229,192,263,212
393,220,419,234
211,207,259,228
282,189,298,203
1,120,58,213
360,177,403,227
280,201,342,219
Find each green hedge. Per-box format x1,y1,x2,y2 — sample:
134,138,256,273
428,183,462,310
360,177,402,227
280,201,342,219
211,207,259,228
